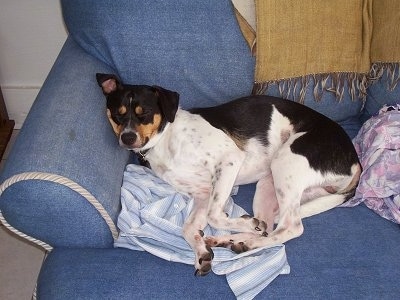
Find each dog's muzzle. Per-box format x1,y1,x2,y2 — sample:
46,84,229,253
119,131,142,150
120,130,149,150
120,131,137,146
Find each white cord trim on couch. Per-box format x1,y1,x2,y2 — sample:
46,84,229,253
0,211,53,251
1,209,48,300
0,172,119,249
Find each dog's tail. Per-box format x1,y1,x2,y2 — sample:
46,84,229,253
338,162,362,202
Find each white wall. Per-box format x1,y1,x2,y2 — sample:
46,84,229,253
0,0,68,128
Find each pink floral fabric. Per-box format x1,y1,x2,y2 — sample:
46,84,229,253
342,105,400,224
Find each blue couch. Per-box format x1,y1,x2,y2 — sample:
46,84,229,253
1,1,399,299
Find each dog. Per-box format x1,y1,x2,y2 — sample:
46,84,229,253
96,73,361,276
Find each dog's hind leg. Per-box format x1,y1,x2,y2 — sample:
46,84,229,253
206,148,312,252
252,148,311,244
252,174,279,233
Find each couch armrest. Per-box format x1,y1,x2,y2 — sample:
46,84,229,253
0,37,132,248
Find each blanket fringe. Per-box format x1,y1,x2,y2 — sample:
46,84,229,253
252,72,369,103
369,62,400,91
253,63,400,103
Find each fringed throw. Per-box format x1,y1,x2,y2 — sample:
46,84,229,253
252,73,369,103
369,63,400,91
369,0,400,92
232,0,400,102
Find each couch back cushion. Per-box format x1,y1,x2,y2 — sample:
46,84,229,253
62,0,367,138
62,0,255,109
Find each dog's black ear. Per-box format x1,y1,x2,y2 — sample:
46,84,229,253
153,86,179,123
96,73,122,95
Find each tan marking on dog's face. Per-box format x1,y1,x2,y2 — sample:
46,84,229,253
107,109,123,136
135,113,162,143
135,106,143,115
118,105,127,115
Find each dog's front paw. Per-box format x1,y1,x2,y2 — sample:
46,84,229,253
205,237,249,254
204,233,266,254
194,246,214,276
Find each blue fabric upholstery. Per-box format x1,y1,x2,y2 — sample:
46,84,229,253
1,0,400,299
362,69,400,122
62,0,255,109
61,0,364,138
0,37,132,247
37,201,400,299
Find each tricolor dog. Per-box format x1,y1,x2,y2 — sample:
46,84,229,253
96,73,361,276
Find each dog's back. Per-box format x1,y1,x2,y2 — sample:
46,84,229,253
191,95,360,196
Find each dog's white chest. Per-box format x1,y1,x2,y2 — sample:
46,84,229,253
145,110,240,198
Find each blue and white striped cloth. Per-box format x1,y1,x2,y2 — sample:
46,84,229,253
115,164,290,299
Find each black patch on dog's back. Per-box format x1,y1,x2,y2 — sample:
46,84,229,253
190,95,359,175
190,96,275,146
269,98,360,175
289,122,359,175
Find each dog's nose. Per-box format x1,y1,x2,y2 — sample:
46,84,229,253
121,132,137,146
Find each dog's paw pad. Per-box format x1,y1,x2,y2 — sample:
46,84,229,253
255,220,268,236
231,241,249,254
194,247,214,276
241,215,268,234
243,216,268,236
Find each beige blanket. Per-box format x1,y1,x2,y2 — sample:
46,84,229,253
232,0,400,101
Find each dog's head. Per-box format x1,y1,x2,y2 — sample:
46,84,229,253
96,73,179,151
